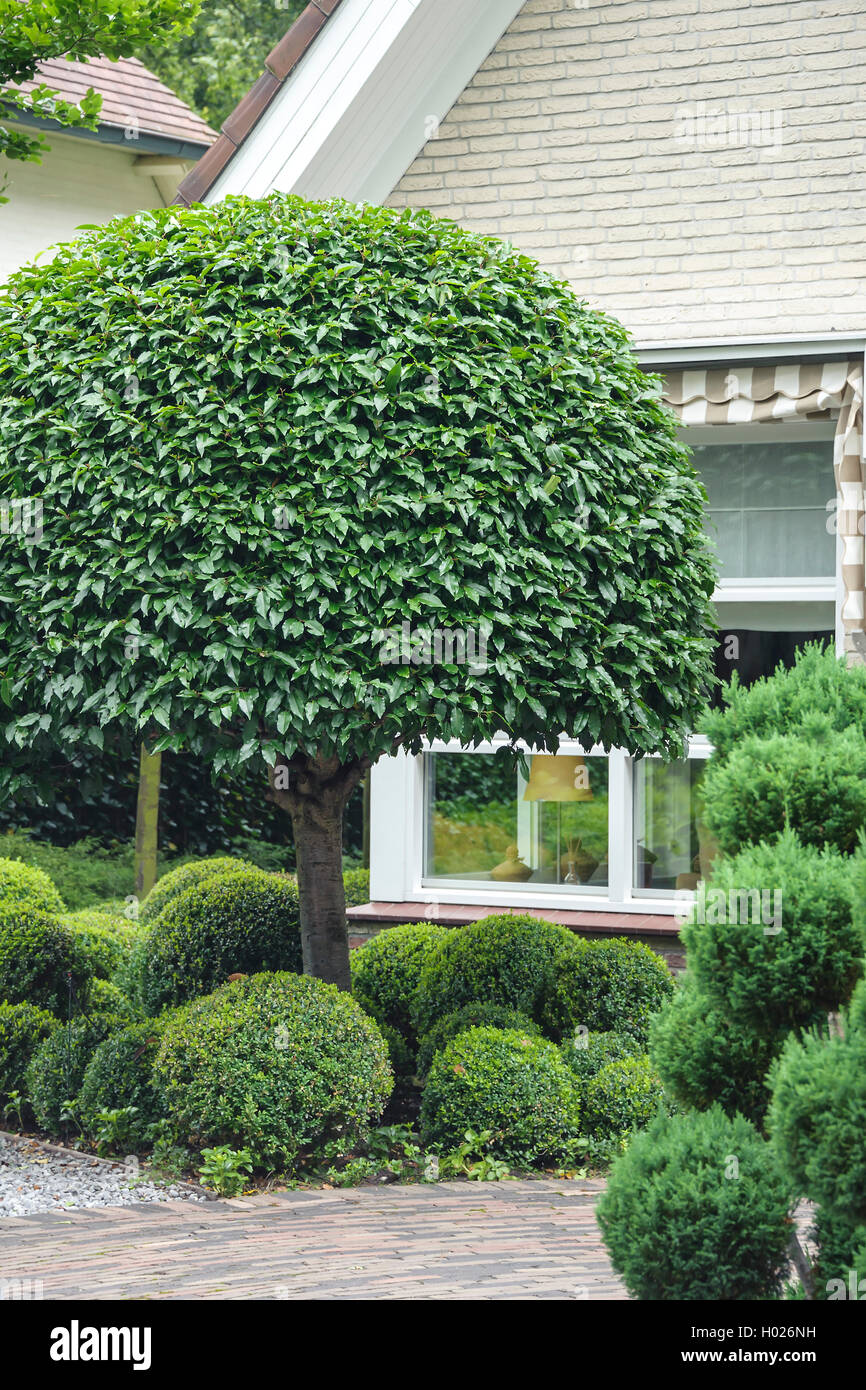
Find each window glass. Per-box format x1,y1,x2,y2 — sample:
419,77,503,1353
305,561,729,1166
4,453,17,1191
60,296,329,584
692,437,835,579
633,757,712,895
424,752,609,890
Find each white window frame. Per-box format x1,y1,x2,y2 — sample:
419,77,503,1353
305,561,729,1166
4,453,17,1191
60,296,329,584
369,345,857,918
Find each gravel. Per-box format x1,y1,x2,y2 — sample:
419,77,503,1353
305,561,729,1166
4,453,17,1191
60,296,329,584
0,1135,207,1217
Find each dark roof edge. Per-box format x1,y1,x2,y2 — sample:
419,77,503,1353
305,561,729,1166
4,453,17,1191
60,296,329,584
3,104,212,159
175,0,345,207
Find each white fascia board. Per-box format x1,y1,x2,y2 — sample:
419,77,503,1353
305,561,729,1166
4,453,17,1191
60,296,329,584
637,333,866,367
206,0,524,206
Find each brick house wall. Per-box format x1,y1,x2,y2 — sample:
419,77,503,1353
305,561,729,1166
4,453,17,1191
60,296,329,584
387,0,866,343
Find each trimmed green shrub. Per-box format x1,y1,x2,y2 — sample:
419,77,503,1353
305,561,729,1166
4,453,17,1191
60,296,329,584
597,1106,794,1300
61,911,145,981
413,914,581,1035
701,728,866,857
79,1019,169,1145
377,1021,415,1079
542,937,674,1045
582,1056,666,1141
416,1003,540,1079
0,857,64,914
0,833,146,912
812,1208,866,1300
139,869,303,1012
26,1015,121,1134
0,904,90,1014
560,1028,643,1085
154,972,392,1164
351,921,452,1044
767,1029,866,1230
87,978,139,1024
342,868,371,908
649,978,782,1125
419,1026,581,1166
703,642,866,763
0,1001,59,1102
683,831,862,1034
848,976,866,1035
140,856,255,925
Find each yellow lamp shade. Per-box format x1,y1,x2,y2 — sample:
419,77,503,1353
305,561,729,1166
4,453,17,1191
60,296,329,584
523,754,593,802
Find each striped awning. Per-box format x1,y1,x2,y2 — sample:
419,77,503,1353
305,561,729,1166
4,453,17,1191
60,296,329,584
663,359,865,658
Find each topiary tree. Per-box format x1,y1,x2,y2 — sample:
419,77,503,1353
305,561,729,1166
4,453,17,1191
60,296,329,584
542,936,675,1045
0,195,717,987
0,904,91,1014
0,858,64,914
78,1018,169,1146
138,868,303,1012
139,856,255,925
349,920,451,1047
597,1106,795,1301
416,1002,540,1079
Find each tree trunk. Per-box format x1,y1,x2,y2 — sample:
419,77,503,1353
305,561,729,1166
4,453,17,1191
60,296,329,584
268,751,370,990
134,744,161,905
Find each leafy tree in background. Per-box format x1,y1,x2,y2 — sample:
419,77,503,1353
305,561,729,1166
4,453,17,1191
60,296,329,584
0,0,202,200
0,195,716,987
139,0,305,129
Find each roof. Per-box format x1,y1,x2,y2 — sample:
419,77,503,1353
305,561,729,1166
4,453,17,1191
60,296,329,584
12,54,216,152
175,0,345,204
175,0,522,207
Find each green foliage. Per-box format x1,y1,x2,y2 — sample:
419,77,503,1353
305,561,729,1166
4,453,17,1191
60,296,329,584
560,1028,643,1085
350,921,452,1044
87,977,138,1023
0,0,202,197
439,1129,512,1182
0,855,64,913
419,1026,581,1167
542,936,675,1045
701,727,866,856
848,975,866,1035
78,1019,168,1145
597,1107,794,1300
413,914,580,1035
375,1021,416,1079
702,642,866,762
416,1003,540,1079
767,1029,866,1230
649,978,781,1125
0,904,90,1013
153,972,392,1164
26,1014,120,1133
683,831,862,1035
138,868,302,1012
198,1144,253,1196
342,868,370,908
0,1000,59,1103
812,1207,866,1299
0,196,716,808
139,0,305,128
582,1055,666,1141
140,855,254,925
0,831,157,911
61,910,145,981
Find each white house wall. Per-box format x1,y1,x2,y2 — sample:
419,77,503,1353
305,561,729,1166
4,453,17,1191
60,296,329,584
0,128,173,282
387,0,866,344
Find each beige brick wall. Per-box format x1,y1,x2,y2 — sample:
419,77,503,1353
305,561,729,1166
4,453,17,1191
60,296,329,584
388,0,866,343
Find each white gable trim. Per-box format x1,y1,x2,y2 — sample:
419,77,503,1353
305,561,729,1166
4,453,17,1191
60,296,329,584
206,0,525,206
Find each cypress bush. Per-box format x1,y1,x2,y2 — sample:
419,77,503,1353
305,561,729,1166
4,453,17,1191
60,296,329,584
649,977,782,1126
597,1106,794,1300
138,868,303,1012
542,936,674,1045
412,914,581,1035
700,728,866,857
154,972,392,1165
683,831,862,1034
419,1026,581,1167
702,641,866,761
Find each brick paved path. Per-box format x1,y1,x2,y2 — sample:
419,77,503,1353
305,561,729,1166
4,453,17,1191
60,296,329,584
0,1178,627,1300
